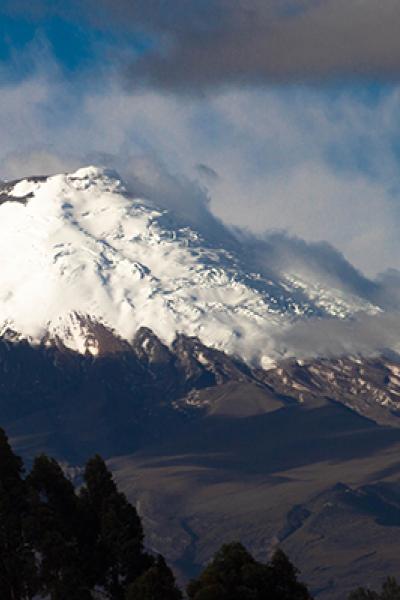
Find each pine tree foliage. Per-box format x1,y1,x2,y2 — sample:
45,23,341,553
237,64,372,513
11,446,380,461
270,548,311,599
0,430,178,600
26,454,92,600
126,555,183,600
82,455,153,600
187,542,313,600
381,577,400,600
0,428,37,600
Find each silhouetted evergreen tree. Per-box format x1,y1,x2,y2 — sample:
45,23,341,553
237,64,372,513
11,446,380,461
269,548,312,599
126,555,182,600
82,454,152,600
381,577,400,600
187,542,258,600
0,428,37,600
26,455,92,600
187,542,312,600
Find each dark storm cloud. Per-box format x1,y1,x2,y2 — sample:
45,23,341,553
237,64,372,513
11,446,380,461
126,0,400,89
4,0,400,89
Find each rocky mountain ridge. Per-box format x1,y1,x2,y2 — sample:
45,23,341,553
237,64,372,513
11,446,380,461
2,322,400,466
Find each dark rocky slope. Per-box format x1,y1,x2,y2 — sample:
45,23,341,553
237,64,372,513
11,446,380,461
2,327,400,598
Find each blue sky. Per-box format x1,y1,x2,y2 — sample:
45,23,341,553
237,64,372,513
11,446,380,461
0,7,154,80
0,11,94,74
1,1,400,277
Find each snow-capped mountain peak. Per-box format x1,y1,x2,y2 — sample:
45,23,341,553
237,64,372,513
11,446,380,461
0,166,378,364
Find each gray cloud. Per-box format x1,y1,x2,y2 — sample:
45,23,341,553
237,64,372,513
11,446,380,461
239,231,380,302
2,149,79,180
1,64,400,277
123,0,400,89
4,0,400,89
275,312,400,359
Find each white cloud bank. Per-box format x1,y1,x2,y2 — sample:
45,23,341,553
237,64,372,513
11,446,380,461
1,56,400,282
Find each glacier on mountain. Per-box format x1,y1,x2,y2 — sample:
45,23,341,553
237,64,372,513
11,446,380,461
0,166,379,364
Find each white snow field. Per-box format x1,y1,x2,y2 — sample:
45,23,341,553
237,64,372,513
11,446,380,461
0,166,378,364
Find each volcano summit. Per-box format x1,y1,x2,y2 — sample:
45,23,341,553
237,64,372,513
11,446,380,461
0,166,378,364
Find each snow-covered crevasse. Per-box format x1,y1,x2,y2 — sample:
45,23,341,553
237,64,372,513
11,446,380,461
0,166,378,364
